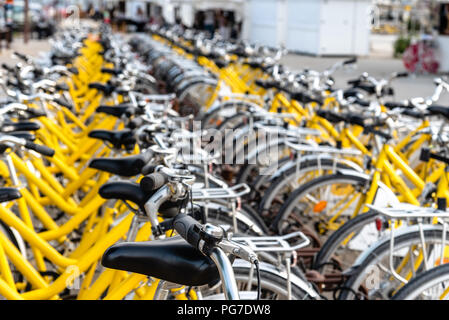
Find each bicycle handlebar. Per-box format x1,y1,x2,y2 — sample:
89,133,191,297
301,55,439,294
0,135,55,157
343,57,357,65
173,213,203,250
140,172,169,193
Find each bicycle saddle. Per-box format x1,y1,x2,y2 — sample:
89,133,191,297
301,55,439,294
68,67,79,75
316,110,346,123
22,108,46,119
254,79,278,89
1,121,40,132
88,129,136,150
88,82,117,96
88,150,153,177
290,92,323,105
101,67,122,76
96,104,136,118
51,54,77,65
53,98,73,110
401,109,429,119
101,236,220,286
6,132,35,141
384,101,414,110
99,181,146,207
214,59,230,69
343,88,363,99
0,188,21,203
55,83,69,91
99,180,182,217
245,61,263,70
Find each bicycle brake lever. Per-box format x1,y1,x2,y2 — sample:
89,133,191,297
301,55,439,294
218,239,258,264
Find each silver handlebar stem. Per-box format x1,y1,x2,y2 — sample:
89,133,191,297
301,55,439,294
209,247,240,300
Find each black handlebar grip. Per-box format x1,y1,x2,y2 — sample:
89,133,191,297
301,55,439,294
101,68,118,75
140,172,169,193
141,163,156,176
395,72,409,78
2,63,13,72
344,57,357,65
370,129,392,141
14,52,28,61
24,141,55,157
172,213,202,249
419,147,431,162
347,78,360,85
402,109,428,118
425,150,449,166
141,149,154,164
125,107,135,117
384,102,405,109
354,97,370,107
128,117,144,129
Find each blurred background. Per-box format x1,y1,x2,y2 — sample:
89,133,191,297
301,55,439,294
1,1,446,59
2,0,449,103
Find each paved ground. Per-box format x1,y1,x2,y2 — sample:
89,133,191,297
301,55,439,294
2,34,448,105
0,38,51,65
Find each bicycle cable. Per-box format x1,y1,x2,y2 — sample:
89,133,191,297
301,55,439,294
254,259,261,300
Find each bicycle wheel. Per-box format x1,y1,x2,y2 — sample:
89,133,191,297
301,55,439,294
392,263,449,300
260,159,359,224
339,226,449,300
200,100,262,129
234,141,291,186
201,261,318,300
272,173,370,236
313,210,379,274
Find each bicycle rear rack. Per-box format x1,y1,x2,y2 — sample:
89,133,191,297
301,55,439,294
253,122,321,137
192,183,250,200
233,231,310,253
366,203,449,285
285,140,362,156
366,203,449,219
232,231,311,300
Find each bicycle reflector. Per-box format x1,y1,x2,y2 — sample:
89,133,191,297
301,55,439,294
375,216,389,232
313,200,327,213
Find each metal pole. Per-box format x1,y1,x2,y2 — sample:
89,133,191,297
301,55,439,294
24,0,29,43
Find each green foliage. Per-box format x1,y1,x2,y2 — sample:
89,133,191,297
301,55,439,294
394,36,411,58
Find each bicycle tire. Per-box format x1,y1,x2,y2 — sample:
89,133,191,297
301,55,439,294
313,210,379,272
339,227,449,300
260,159,358,219
272,173,370,234
392,263,449,300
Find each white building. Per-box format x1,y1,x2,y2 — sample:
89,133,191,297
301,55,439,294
242,0,372,56
105,0,373,56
